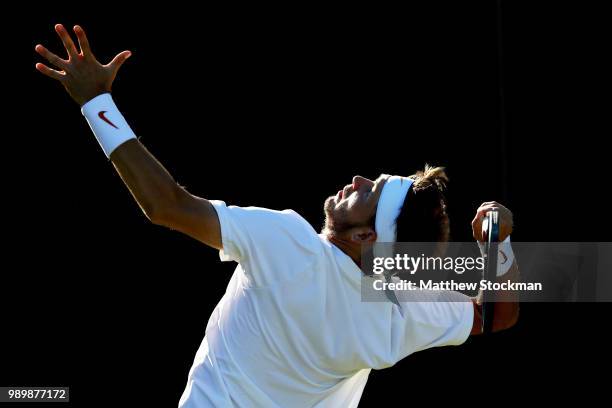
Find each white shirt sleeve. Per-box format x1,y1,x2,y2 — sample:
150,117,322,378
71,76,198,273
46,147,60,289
392,290,474,363
209,200,321,287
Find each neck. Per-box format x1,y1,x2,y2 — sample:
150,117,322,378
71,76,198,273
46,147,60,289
325,232,362,267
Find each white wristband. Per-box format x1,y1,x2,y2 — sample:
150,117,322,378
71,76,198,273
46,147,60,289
81,93,136,158
477,236,515,277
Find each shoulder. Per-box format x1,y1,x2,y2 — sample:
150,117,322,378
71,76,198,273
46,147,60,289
211,200,323,255
273,208,324,255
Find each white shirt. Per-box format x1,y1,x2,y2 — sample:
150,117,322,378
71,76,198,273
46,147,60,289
179,201,473,407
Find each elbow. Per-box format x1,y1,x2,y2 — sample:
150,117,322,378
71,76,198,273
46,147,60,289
142,185,188,228
138,200,168,226
146,205,171,227
493,303,520,333
507,306,520,329
495,316,518,333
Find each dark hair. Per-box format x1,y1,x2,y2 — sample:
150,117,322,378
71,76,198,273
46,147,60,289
395,165,450,243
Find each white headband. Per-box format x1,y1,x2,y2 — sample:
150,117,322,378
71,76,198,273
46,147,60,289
375,175,414,243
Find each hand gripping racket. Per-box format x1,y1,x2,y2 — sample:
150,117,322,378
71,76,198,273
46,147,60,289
481,210,499,334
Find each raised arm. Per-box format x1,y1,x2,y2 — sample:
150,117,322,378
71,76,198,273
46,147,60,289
34,24,222,250
109,140,222,249
469,201,520,335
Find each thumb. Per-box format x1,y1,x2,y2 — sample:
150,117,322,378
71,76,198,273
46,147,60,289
108,50,132,73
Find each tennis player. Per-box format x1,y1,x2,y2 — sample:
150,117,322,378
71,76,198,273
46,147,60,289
35,25,519,407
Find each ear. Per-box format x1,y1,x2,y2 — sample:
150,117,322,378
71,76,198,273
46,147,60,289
350,226,377,244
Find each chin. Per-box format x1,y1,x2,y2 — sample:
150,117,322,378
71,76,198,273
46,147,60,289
323,196,336,214
322,196,336,232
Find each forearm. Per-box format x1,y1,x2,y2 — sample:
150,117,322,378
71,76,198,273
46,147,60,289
491,262,520,330
109,138,186,224
471,262,520,334
81,95,221,248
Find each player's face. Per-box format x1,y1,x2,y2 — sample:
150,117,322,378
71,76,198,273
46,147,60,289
323,175,388,233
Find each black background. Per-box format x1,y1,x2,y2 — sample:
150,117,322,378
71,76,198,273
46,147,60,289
3,1,610,406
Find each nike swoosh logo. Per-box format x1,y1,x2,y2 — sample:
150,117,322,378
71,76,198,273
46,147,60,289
499,250,508,264
98,111,119,129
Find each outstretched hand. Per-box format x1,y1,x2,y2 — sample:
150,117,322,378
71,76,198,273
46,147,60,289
35,24,132,106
